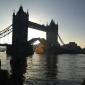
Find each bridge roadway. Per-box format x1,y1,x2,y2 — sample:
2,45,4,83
29,21,47,31
29,21,56,32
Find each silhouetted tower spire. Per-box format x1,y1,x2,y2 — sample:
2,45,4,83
12,6,29,47
50,19,55,26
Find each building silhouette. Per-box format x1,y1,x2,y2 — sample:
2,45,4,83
12,6,28,47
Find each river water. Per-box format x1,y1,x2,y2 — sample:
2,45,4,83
0,52,85,85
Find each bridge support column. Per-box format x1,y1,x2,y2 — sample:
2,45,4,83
46,31,58,46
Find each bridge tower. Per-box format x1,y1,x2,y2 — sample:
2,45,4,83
7,6,33,54
46,20,58,46
12,6,29,47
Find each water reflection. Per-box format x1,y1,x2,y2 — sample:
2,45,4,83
26,53,47,79
8,54,27,85
26,53,58,80
5,53,85,85
57,54,85,81
45,54,57,79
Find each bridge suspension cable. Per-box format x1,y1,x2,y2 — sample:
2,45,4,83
58,33,64,45
0,25,12,33
0,25,12,38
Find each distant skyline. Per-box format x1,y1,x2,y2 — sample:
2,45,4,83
0,0,85,48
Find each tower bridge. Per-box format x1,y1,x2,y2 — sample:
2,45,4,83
0,6,64,54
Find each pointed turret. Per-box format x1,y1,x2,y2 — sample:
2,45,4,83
50,19,55,26
13,10,15,16
27,9,29,16
12,10,15,24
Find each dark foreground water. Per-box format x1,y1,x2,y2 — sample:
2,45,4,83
1,52,85,85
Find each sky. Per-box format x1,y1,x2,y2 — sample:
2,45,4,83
0,0,85,48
